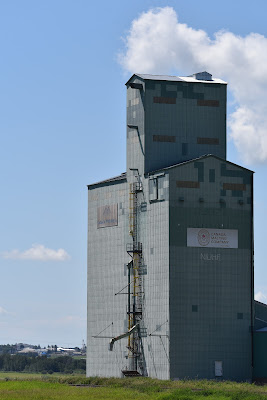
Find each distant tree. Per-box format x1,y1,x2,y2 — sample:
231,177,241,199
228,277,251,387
0,344,17,355
0,354,86,373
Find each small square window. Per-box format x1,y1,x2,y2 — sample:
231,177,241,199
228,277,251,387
141,202,147,212
237,313,243,320
192,305,198,312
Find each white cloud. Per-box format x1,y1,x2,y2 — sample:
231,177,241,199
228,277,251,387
0,306,9,315
119,7,267,164
2,244,70,261
255,291,267,303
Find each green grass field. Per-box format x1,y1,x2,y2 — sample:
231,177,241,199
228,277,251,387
1,373,267,399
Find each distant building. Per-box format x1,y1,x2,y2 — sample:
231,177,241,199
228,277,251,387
18,347,38,354
87,72,254,380
57,347,75,354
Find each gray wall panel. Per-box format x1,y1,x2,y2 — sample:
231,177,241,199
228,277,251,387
87,181,129,377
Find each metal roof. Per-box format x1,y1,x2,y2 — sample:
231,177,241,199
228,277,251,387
87,172,127,189
146,155,254,176
126,73,227,85
255,300,267,308
255,327,267,332
88,156,253,188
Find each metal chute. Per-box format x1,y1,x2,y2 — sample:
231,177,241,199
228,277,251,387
109,324,139,351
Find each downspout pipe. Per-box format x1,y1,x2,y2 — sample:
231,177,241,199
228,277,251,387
109,324,139,351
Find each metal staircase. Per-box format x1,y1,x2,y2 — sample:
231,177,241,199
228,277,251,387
125,181,145,375
109,178,145,376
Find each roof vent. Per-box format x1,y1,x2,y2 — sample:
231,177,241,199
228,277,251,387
193,71,212,81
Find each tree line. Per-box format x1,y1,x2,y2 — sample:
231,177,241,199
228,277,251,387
0,344,19,354
0,354,86,374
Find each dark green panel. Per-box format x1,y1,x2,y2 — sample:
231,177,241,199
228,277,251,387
146,81,155,90
253,333,267,379
255,302,267,330
182,143,188,156
209,169,215,183
194,162,204,182
232,190,243,197
164,81,205,100
221,164,251,184
160,82,178,98
169,206,252,249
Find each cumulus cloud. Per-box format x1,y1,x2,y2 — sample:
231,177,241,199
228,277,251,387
2,244,70,261
255,291,267,303
119,7,267,163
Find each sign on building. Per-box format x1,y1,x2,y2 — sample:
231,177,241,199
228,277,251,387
97,204,118,228
187,228,238,249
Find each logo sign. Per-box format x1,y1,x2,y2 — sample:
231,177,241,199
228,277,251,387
97,204,118,228
187,228,238,249
198,229,210,246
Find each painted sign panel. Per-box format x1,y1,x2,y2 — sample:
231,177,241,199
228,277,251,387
97,204,118,228
187,228,238,249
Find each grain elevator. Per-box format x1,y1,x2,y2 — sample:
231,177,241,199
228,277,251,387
87,72,254,381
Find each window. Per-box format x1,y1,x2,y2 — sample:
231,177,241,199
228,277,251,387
149,175,165,202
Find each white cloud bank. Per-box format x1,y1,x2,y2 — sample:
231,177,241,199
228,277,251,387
119,7,267,164
255,291,267,303
2,244,70,261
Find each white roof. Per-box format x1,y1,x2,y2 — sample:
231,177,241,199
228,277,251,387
180,76,226,84
131,73,227,85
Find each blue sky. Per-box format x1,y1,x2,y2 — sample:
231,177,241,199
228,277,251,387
1,0,267,347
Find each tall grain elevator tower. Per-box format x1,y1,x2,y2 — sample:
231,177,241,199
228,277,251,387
87,72,254,381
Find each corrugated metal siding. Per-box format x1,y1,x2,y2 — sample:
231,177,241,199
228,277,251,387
253,332,267,380
168,157,253,381
88,70,253,381
143,80,227,174
141,175,170,379
87,181,128,377
87,175,170,379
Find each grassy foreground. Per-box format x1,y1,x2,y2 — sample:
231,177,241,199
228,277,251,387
1,373,267,399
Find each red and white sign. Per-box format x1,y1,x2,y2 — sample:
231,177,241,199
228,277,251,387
187,228,238,249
